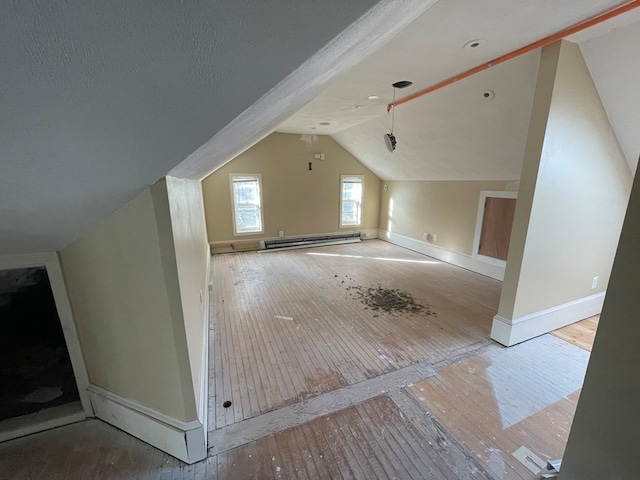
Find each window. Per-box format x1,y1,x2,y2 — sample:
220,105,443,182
230,174,264,235
340,175,363,227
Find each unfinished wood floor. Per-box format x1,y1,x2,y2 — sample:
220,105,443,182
408,334,592,479
551,315,599,352
0,319,596,479
1,242,599,479
0,394,491,480
210,240,502,428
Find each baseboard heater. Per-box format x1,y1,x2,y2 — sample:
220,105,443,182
259,233,361,252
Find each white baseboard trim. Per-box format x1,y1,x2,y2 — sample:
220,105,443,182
491,292,606,346
87,385,206,464
200,245,211,437
378,230,505,280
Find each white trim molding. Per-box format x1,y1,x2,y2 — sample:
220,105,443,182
87,385,206,464
340,174,364,228
229,173,264,236
200,244,211,438
0,252,93,420
379,230,505,281
491,292,606,346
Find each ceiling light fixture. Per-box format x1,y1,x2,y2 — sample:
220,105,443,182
368,95,380,100
482,89,495,100
464,39,485,50
385,80,413,153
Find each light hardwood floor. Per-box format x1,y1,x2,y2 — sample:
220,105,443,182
407,334,592,479
0,241,599,479
210,240,502,429
551,315,599,351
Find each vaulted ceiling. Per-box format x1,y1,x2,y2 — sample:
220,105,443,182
278,0,640,181
2,0,638,255
0,0,388,255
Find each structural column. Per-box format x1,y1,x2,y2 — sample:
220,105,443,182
491,40,630,346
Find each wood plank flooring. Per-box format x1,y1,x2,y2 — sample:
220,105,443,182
407,334,591,479
1,241,597,479
0,395,491,480
210,240,502,428
551,315,599,351
209,360,437,455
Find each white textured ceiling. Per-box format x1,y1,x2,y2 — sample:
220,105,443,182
332,52,540,181
0,0,384,255
572,11,640,174
278,0,639,180
3,0,638,255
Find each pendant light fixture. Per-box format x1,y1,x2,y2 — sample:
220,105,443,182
385,80,413,152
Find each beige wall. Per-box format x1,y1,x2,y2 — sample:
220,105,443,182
202,133,380,243
561,165,640,479
165,176,209,422
379,180,514,255
499,41,631,320
60,182,198,422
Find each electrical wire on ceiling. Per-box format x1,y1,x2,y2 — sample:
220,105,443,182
385,80,412,152
387,0,640,112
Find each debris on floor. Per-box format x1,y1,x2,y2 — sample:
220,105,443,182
344,282,435,316
512,445,546,475
540,459,562,478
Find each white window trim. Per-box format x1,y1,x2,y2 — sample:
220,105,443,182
340,174,364,228
229,173,264,236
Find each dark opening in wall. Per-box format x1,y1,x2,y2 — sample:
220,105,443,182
0,268,80,422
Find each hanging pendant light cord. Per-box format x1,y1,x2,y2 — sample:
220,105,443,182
390,87,396,134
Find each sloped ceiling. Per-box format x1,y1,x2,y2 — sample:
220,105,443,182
331,52,540,181
3,1,638,256
0,0,384,255
573,10,640,175
278,0,639,181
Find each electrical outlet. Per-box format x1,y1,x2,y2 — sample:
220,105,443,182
592,276,598,289
278,230,284,237
432,233,438,242
423,233,428,241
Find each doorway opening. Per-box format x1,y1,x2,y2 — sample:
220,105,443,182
472,190,518,266
0,267,84,438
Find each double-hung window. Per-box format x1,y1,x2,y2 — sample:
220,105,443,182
340,175,363,227
230,174,264,235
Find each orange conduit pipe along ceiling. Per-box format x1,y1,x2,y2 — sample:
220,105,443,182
387,0,640,112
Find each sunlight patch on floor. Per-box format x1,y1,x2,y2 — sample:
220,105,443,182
306,251,440,265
